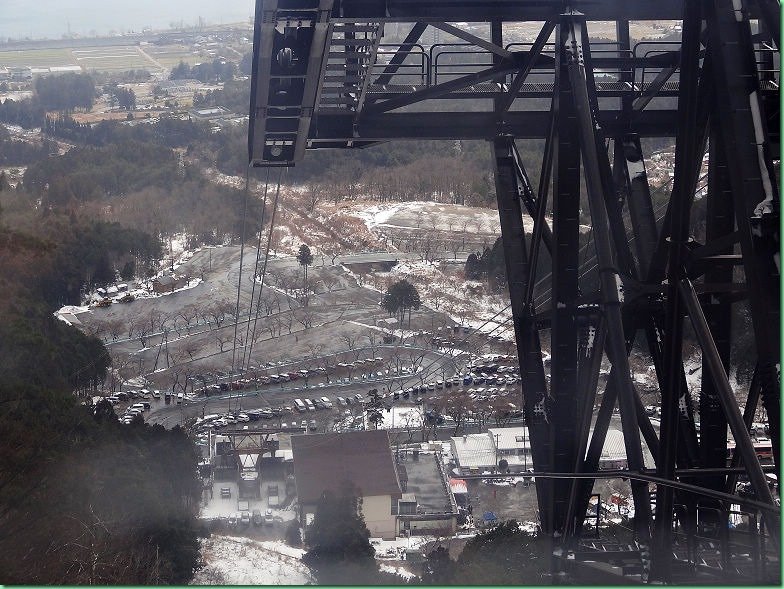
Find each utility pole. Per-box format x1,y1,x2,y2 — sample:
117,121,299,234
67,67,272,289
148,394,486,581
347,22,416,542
494,433,501,471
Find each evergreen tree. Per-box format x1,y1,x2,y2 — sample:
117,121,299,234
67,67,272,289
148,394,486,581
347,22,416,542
285,519,302,547
464,252,483,280
422,545,453,584
35,72,96,111
296,243,313,294
454,521,549,585
303,487,377,584
464,238,507,292
381,279,421,326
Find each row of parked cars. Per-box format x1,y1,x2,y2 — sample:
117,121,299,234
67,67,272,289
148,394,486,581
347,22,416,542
199,368,328,394
294,393,365,413
119,402,151,425
195,357,388,395
387,369,520,400
105,388,162,405
195,410,322,432
225,508,274,527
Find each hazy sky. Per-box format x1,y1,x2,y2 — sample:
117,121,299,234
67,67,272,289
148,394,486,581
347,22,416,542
2,0,255,40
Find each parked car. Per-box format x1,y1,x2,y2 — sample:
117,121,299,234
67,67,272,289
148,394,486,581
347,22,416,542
252,509,262,526
240,511,251,526
264,509,274,526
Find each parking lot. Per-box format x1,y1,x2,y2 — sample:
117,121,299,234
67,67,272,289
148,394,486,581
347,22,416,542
138,354,521,432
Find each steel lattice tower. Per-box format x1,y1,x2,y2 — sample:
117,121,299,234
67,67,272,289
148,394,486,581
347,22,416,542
248,0,780,582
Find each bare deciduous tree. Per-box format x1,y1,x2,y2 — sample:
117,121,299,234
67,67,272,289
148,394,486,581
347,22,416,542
294,309,317,329
215,332,233,353
105,318,125,341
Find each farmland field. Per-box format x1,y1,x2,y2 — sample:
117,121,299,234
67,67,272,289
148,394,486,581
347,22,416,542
0,47,77,68
0,44,167,72
144,45,200,68
72,46,160,72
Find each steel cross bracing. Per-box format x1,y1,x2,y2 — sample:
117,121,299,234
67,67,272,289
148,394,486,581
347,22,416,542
248,0,781,583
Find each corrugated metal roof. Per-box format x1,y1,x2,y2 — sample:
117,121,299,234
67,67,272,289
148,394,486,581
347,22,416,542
450,434,496,468
600,430,627,461
451,428,651,470
489,427,531,451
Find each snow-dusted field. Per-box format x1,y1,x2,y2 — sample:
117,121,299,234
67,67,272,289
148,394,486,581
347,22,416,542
193,536,313,585
355,201,510,234
193,534,424,585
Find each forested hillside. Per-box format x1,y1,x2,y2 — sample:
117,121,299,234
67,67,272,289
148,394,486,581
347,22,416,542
0,170,203,585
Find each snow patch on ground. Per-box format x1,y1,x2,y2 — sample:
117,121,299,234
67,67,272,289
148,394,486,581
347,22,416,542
379,563,418,579
354,203,401,229
57,305,90,315
371,533,439,553
354,200,507,234
193,535,313,586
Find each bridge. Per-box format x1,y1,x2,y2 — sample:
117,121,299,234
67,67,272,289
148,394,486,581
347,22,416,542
247,0,780,583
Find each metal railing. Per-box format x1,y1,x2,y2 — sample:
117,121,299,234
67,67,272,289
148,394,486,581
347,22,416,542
359,38,777,96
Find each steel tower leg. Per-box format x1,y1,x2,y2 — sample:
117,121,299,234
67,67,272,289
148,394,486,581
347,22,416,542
705,0,781,470
562,13,653,550
492,136,553,534
699,127,734,496
549,19,582,535
652,1,704,579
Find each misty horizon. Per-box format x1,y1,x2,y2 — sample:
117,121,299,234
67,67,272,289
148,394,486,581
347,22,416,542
2,0,254,41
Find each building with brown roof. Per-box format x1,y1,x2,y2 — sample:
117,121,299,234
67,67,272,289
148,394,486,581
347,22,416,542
291,430,402,539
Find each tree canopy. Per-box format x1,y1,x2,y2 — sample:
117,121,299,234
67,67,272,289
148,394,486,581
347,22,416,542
296,243,314,293
464,237,507,292
0,214,202,584
303,487,377,584
381,278,421,326
106,84,136,110
35,72,96,111
296,243,314,267
423,521,550,585
170,58,236,83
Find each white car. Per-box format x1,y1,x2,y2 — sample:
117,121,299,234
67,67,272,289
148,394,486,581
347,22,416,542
320,396,333,408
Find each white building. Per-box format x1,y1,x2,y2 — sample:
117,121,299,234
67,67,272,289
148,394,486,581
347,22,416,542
450,427,634,474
